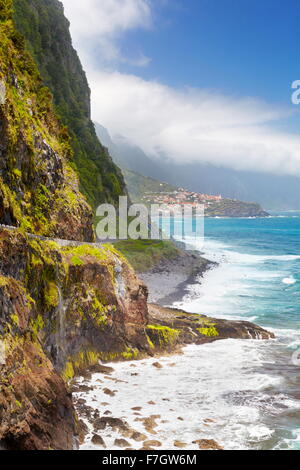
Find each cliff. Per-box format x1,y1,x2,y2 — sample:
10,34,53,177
205,198,269,217
13,0,126,209
0,229,149,449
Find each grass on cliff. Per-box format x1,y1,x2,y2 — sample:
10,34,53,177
112,239,181,273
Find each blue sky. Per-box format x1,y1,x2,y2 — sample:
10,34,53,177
114,0,298,104
62,0,300,176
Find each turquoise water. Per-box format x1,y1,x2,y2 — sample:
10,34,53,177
169,213,300,450
203,213,300,331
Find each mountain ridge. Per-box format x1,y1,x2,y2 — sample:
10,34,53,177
95,123,300,210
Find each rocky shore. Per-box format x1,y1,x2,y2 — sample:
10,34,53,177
72,354,228,451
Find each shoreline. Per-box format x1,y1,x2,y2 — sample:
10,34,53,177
140,249,216,305
73,247,275,451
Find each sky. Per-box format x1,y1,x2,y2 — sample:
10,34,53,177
61,0,300,177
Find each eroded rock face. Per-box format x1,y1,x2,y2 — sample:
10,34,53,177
0,229,149,449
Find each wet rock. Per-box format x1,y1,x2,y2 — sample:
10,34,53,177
114,439,131,448
174,440,187,448
153,362,163,369
77,420,89,445
148,304,275,349
135,416,160,434
143,440,162,448
90,364,115,375
103,388,116,397
92,410,100,420
192,439,224,450
74,384,93,393
91,434,106,448
131,432,147,442
75,402,95,420
77,399,86,405
81,371,92,381
94,417,129,433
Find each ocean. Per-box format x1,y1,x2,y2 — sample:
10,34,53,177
77,213,300,450
171,212,300,450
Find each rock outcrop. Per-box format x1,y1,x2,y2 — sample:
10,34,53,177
205,199,269,217
147,305,274,353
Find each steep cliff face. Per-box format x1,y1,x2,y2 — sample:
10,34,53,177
0,229,149,449
0,1,94,240
13,0,126,209
0,4,148,450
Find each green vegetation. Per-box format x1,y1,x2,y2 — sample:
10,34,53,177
62,244,109,262
13,0,126,210
62,347,140,382
146,324,180,349
0,2,93,238
197,326,219,337
205,199,268,217
113,239,181,273
44,282,59,308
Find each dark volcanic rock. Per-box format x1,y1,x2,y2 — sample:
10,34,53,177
114,438,131,448
93,417,129,433
192,439,224,450
91,434,106,448
147,304,274,352
89,364,115,375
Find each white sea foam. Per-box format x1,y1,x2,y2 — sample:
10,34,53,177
77,224,300,451
75,341,298,451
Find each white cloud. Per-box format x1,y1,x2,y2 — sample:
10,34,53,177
62,0,152,65
89,70,300,176
61,0,300,177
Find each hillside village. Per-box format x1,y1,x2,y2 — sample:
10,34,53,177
141,188,268,217
143,189,223,209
